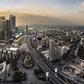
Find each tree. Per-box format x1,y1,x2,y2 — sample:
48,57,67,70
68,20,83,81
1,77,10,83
11,64,19,71
12,71,22,82
22,72,27,81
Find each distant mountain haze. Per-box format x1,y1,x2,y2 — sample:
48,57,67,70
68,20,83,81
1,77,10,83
0,11,84,26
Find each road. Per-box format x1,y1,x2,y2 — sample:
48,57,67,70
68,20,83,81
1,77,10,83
28,36,66,84
0,35,50,84
28,36,84,84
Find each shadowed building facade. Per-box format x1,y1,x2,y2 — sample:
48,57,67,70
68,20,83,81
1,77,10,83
0,15,16,40
9,15,16,38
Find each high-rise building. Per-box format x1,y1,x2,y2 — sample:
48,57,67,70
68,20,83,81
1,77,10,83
7,20,11,39
9,15,16,37
2,20,8,40
0,15,15,40
49,39,55,61
26,25,28,35
1,20,10,40
0,17,6,40
55,46,70,59
41,37,49,49
0,20,4,40
0,16,5,20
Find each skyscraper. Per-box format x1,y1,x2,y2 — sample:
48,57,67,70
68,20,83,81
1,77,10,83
9,15,16,37
0,16,5,20
2,19,10,40
0,19,4,40
2,20,8,40
26,25,28,35
0,15,13,40
0,17,6,40
49,39,55,61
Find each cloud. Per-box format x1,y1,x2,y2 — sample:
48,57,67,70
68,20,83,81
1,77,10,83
77,1,84,15
0,0,84,25
80,2,84,8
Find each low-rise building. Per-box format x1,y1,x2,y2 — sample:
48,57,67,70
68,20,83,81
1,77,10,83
0,62,10,80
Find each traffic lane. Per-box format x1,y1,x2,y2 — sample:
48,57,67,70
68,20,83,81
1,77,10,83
17,50,48,84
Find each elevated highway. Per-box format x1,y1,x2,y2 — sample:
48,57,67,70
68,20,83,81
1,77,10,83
28,38,66,84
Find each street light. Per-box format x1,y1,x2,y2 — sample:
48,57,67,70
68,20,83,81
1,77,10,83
45,72,49,81
55,68,57,78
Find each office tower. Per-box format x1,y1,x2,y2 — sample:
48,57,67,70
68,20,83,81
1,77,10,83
0,15,16,40
26,25,28,34
44,37,49,48
42,37,49,49
0,21,4,40
49,39,55,61
0,16,5,20
2,20,8,40
0,15,11,40
9,15,16,37
2,20,10,40
0,17,5,40
15,27,18,33
0,17,5,39
6,20,11,40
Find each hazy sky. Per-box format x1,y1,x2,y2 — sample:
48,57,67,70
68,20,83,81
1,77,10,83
0,0,84,25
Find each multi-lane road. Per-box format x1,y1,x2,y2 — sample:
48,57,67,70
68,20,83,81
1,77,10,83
28,36,66,84
27,35,84,84
3,35,81,84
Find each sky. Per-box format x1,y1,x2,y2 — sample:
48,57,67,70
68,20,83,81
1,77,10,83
0,0,84,25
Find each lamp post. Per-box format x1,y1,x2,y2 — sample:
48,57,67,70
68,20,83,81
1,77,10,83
45,72,49,81
55,68,57,78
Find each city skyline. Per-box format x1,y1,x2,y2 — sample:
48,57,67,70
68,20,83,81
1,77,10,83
0,0,84,25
